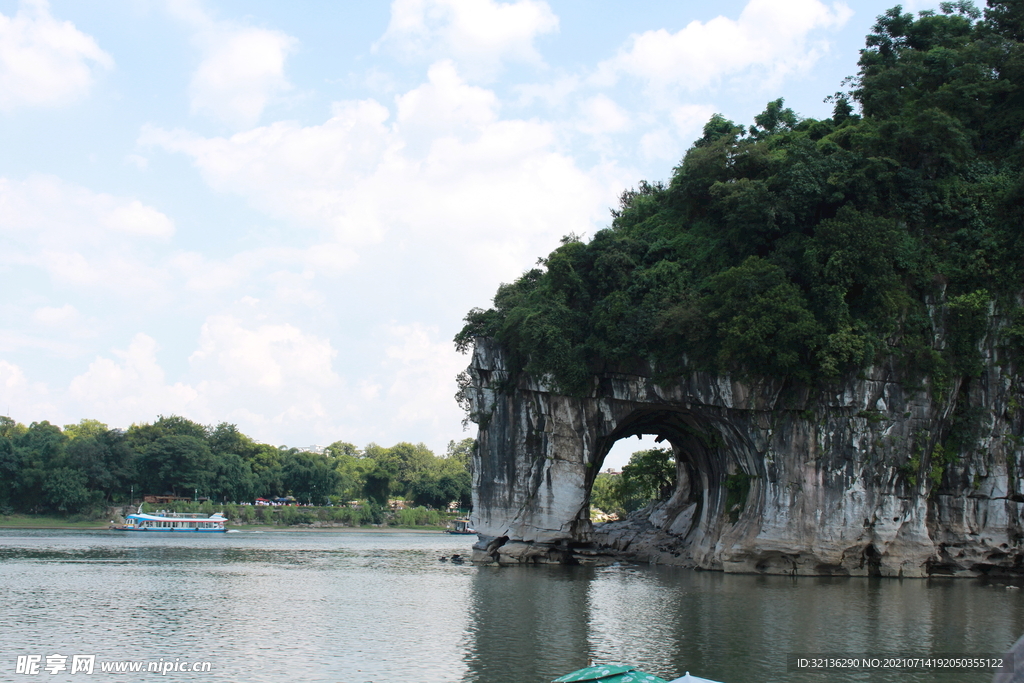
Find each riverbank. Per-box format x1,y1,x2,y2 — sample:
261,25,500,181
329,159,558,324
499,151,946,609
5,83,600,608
228,523,450,532
0,515,109,529
228,524,452,532
0,515,454,533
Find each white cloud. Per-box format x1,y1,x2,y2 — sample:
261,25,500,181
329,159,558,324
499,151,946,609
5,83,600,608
140,62,619,282
29,304,96,341
169,0,298,128
513,74,579,108
0,175,174,242
67,333,200,419
62,321,338,439
102,200,175,237
190,28,296,127
190,315,337,390
593,0,852,95
139,97,395,243
125,154,149,170
639,128,678,163
0,359,55,419
0,0,113,110
170,244,358,293
395,60,498,146
377,0,558,79
576,94,632,136
0,174,175,292
671,103,718,136
638,103,717,161
181,314,350,443
31,304,80,326
383,323,467,432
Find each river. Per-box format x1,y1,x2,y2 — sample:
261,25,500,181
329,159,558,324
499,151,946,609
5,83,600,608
0,529,1020,683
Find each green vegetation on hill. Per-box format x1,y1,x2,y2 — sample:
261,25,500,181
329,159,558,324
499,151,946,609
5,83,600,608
456,2,1024,396
0,414,472,517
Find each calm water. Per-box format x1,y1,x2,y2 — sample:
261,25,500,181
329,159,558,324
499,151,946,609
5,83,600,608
0,529,1020,683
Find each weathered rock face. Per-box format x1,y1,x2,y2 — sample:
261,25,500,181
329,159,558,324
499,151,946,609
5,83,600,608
465,336,1024,576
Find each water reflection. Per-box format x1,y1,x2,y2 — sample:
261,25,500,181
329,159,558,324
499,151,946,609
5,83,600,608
464,565,592,682
1,530,1021,683
466,562,1024,683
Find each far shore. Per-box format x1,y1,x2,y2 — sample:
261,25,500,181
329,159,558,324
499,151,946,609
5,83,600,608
0,515,458,533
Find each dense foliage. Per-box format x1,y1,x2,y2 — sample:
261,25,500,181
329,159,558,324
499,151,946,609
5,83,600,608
0,415,473,516
590,448,678,517
456,2,1024,395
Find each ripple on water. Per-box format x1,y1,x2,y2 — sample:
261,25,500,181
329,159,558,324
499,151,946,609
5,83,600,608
0,529,1019,683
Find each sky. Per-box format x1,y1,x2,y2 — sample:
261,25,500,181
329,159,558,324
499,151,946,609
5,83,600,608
0,0,942,469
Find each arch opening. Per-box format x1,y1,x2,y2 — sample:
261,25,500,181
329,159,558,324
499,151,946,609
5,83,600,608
584,407,755,566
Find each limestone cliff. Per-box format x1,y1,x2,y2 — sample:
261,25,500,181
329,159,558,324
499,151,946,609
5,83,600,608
464,328,1024,577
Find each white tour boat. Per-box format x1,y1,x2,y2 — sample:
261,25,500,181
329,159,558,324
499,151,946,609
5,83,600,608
118,505,227,533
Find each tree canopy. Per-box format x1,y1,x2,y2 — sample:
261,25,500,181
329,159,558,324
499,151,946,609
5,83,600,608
456,2,1024,397
0,414,473,516
590,447,677,517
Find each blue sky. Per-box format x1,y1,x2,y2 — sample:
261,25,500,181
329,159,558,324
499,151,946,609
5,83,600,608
0,0,939,466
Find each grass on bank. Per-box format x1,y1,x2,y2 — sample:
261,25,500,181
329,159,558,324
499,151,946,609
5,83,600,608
0,514,109,529
0,503,466,530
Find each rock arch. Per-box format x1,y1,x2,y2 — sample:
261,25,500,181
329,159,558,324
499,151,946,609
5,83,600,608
464,337,1024,576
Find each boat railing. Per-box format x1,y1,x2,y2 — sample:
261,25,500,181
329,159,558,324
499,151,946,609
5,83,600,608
150,511,216,518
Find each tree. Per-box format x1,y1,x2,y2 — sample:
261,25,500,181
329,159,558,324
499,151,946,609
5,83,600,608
325,441,361,458
250,444,285,497
208,422,262,461
364,442,436,499
0,416,27,440
281,450,340,505
703,257,822,379
590,471,625,517
410,442,472,509
65,429,136,501
63,419,109,441
11,422,69,511
0,436,19,509
42,467,90,513
138,434,215,497
211,452,258,503
620,448,677,503
330,443,373,501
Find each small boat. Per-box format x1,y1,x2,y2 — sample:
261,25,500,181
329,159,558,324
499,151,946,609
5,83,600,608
446,519,475,535
116,505,227,533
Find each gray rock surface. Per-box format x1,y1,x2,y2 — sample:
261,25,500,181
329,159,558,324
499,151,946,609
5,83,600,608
464,334,1024,576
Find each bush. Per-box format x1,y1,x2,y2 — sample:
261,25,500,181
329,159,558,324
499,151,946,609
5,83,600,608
394,506,441,527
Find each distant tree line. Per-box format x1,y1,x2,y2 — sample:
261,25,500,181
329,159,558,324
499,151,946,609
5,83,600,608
0,415,473,516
